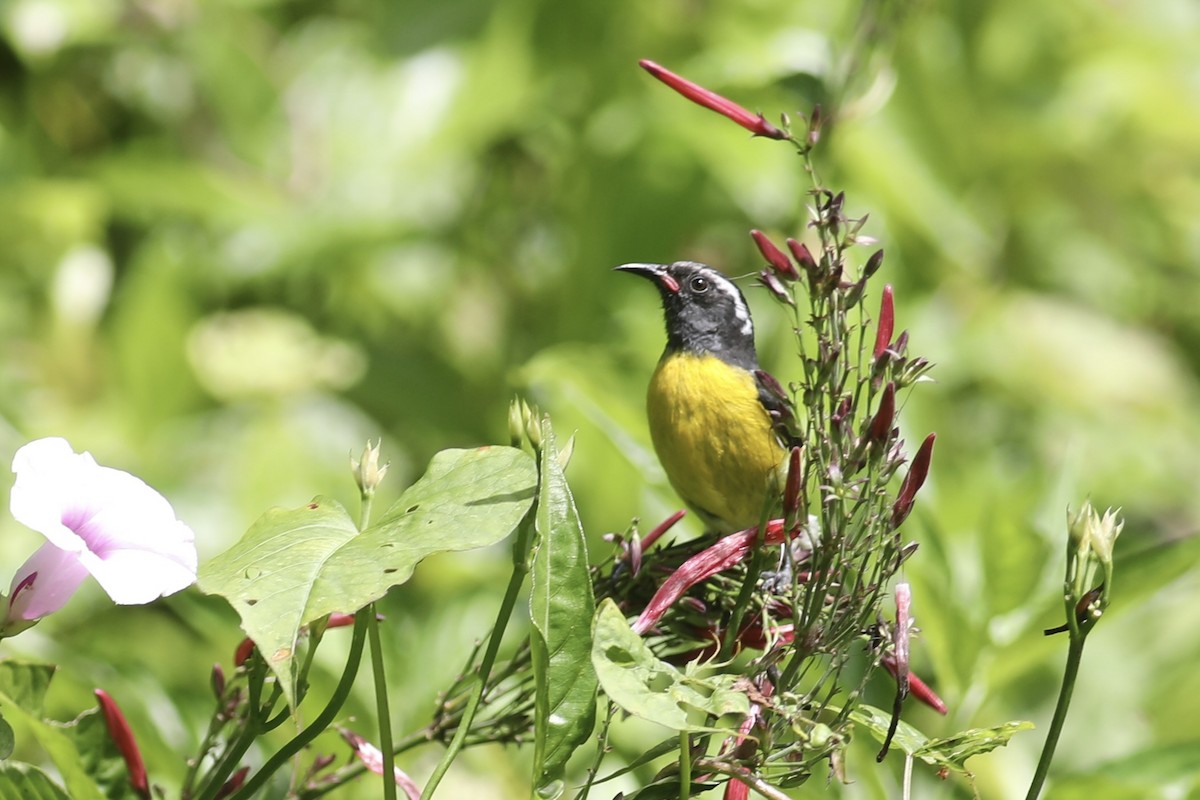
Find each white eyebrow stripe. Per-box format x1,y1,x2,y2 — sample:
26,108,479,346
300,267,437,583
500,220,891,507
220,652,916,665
707,269,754,337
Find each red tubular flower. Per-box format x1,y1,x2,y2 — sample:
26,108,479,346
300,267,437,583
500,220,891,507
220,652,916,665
874,284,895,360
867,382,896,446
892,433,935,528
95,689,150,800
881,655,947,715
641,509,686,552
750,230,799,280
632,520,789,635
639,59,787,140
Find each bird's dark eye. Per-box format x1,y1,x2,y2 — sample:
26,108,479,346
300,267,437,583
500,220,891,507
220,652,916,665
689,276,710,293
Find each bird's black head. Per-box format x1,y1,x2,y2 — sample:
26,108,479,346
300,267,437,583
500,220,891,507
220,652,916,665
616,261,758,369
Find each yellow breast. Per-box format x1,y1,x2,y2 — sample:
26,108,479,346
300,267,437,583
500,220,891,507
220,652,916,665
647,352,786,532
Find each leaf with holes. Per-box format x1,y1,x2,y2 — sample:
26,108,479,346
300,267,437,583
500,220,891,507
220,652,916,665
592,599,749,733
199,446,537,706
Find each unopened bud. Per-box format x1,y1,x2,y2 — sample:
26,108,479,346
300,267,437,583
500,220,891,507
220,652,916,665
873,285,895,361
351,440,389,496
95,689,150,799
751,229,799,280
807,104,822,147
892,433,936,528
867,383,896,446
1068,502,1123,566
863,248,885,279
639,59,789,140
210,663,226,699
783,446,803,517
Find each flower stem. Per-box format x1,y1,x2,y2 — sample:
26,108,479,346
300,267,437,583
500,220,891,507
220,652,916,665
367,605,397,800
1024,634,1086,800
229,613,370,800
678,732,691,800
422,516,535,797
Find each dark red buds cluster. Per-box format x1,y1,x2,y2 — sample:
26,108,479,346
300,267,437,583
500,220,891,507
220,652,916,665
639,60,788,140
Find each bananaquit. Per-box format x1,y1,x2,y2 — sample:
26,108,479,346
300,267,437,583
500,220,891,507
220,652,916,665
617,261,797,533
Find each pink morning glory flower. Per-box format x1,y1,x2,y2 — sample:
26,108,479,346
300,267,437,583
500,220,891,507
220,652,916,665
2,438,197,634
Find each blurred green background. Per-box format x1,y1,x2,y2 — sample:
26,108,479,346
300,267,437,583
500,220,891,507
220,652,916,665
1,0,1198,797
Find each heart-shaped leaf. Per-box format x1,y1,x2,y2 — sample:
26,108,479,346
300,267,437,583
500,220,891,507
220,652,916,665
199,446,536,706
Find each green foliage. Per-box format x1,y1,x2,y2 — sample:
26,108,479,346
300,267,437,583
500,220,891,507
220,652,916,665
1,0,1199,796
0,763,72,800
592,599,750,733
198,446,536,707
0,682,103,800
529,420,598,792
851,705,1033,776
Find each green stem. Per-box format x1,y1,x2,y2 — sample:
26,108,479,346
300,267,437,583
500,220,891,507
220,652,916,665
422,518,534,797
1024,634,1086,800
367,606,398,800
678,732,691,800
230,613,370,800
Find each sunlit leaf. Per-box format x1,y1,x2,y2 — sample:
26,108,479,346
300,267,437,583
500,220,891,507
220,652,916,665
592,599,749,732
199,446,536,705
530,419,598,795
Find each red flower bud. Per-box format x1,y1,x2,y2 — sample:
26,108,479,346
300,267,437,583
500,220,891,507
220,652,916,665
641,509,686,552
786,238,818,277
95,689,150,799
874,284,895,360
638,59,787,140
783,446,803,517
892,433,936,528
867,382,896,445
233,637,255,667
750,229,799,280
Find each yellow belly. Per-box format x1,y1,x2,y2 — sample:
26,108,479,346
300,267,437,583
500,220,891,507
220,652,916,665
647,353,786,532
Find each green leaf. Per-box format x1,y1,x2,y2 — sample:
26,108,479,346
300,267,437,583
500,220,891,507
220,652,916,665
0,717,13,760
849,704,1033,774
0,692,104,800
0,763,72,800
199,446,536,706
592,599,749,733
0,663,55,717
529,420,598,796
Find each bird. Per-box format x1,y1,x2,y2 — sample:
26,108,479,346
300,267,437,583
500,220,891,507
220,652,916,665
617,261,798,533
